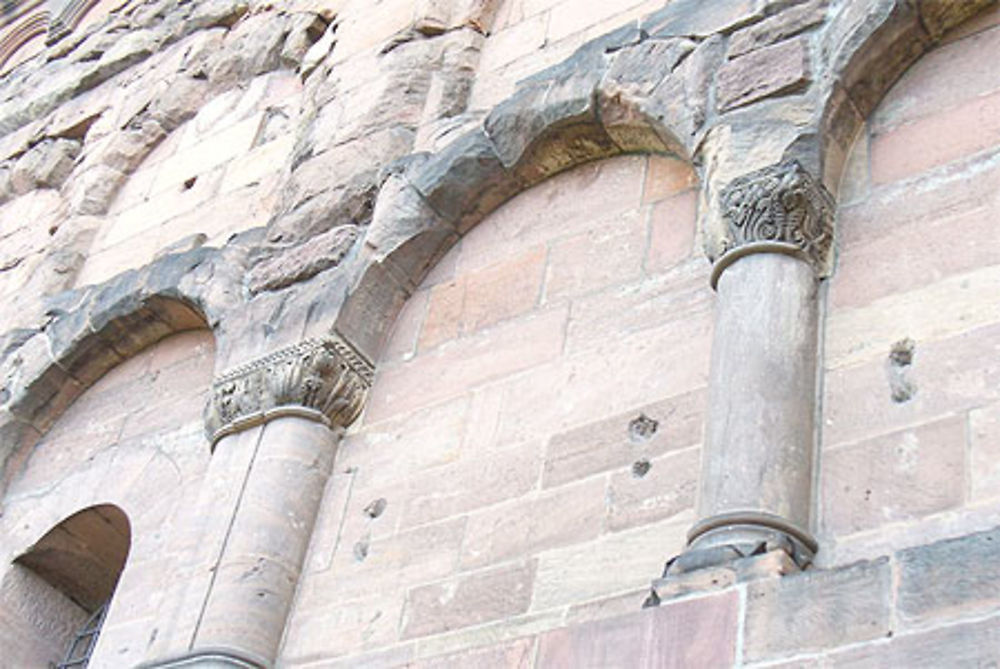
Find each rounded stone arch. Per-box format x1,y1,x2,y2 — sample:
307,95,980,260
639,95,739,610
50,0,129,41
289,132,708,663
0,503,131,667
0,261,231,484
0,291,220,663
815,2,1000,563
0,6,47,74
334,35,697,361
14,503,131,613
817,0,996,194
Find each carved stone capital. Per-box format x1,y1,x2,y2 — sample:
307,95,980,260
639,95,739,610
711,160,835,288
204,335,375,446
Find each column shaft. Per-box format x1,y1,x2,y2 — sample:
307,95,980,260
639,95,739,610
140,335,373,668
193,417,337,665
691,253,819,562
666,160,833,576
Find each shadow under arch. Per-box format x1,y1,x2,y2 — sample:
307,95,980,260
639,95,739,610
0,250,224,487
335,26,699,362
1,503,130,666
818,1,996,193
15,503,131,613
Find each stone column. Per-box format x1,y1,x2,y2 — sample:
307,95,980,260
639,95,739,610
146,336,373,668
672,160,834,575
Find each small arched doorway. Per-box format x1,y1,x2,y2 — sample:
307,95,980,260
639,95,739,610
12,504,130,667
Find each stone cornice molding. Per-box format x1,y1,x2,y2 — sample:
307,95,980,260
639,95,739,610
710,160,835,289
204,335,374,446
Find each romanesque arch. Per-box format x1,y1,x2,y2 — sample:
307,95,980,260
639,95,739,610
817,2,1000,567
0,322,216,665
1,1,999,666
1,504,129,667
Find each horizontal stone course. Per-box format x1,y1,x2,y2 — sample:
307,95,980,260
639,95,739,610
870,87,1000,185
543,388,705,488
716,37,811,111
402,560,537,639
743,558,892,662
460,476,606,569
822,321,1000,448
896,525,1000,627
820,416,966,537
606,445,699,531
537,590,738,668
402,441,542,528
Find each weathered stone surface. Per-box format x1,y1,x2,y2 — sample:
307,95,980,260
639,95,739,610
461,476,605,569
62,164,127,215
829,613,1000,667
728,0,828,58
2,2,1000,666
869,87,1000,185
642,0,760,38
281,13,329,67
248,225,360,294
607,446,699,531
636,34,724,150
537,591,738,668
717,37,812,111
402,440,540,527
185,0,251,32
917,0,994,39
411,127,520,231
205,12,291,86
485,47,618,187
598,37,696,153
402,561,536,639
409,638,533,669
744,558,891,662
822,1,928,118
896,526,1000,627
820,417,966,536
9,139,81,193
544,389,705,488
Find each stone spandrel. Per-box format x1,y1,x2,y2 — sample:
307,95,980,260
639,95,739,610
204,334,374,444
711,159,836,287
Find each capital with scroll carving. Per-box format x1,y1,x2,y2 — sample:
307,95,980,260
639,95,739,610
204,334,375,447
710,160,835,288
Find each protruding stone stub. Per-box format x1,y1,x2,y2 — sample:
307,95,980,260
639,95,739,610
649,511,817,602
711,160,835,288
204,334,375,446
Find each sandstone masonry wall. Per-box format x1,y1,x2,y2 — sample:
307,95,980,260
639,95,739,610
820,5,1000,566
282,153,705,664
0,0,998,667
0,330,214,667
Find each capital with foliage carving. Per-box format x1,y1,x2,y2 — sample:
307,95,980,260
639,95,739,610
204,334,375,446
711,160,835,288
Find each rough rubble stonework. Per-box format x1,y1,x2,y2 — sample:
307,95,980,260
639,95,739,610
1,0,1000,666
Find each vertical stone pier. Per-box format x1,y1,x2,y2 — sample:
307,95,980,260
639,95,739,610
670,160,834,575
146,336,373,667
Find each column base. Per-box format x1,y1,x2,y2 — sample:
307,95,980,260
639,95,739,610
137,647,266,668
681,511,816,572
643,513,816,608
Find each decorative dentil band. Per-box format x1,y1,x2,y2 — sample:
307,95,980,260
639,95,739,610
713,160,835,286
204,335,375,445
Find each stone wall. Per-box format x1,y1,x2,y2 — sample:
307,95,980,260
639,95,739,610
0,330,214,666
282,152,706,664
819,5,1000,568
0,0,998,667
